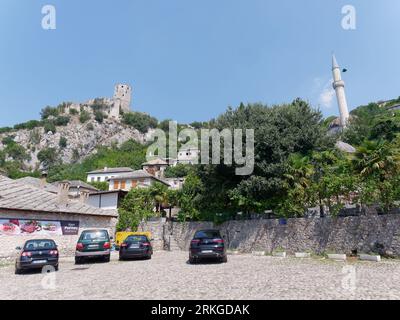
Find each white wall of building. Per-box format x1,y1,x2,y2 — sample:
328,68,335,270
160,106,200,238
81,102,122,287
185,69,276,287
87,171,132,183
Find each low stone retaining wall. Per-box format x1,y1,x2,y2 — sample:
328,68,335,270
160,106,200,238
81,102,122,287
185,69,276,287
169,215,400,257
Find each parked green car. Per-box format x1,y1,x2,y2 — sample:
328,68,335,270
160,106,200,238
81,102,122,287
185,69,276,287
75,229,111,264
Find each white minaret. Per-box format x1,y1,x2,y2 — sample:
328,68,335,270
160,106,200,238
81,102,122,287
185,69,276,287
332,54,350,127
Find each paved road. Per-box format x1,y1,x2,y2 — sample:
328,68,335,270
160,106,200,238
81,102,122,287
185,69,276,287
1,251,400,300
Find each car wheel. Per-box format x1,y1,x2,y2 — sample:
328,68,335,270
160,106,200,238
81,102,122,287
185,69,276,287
147,254,152,260
103,255,111,263
15,266,22,275
221,256,228,263
189,257,196,264
54,264,59,271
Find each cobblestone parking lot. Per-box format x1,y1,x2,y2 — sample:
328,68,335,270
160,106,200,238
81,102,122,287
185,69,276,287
1,251,400,300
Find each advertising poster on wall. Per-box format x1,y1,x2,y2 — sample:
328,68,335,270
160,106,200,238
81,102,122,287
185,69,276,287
0,218,79,236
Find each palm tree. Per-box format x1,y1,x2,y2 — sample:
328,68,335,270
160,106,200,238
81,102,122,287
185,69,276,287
351,140,400,181
284,154,314,189
149,182,169,213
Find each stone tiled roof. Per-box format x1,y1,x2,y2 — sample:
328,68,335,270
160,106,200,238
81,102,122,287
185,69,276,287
16,177,59,194
87,167,133,174
0,176,117,217
142,158,168,166
108,170,169,185
52,180,98,191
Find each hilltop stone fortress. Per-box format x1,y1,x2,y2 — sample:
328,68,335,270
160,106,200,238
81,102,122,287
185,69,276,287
0,83,155,169
65,83,132,118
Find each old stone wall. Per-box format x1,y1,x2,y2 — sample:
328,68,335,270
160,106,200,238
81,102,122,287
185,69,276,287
169,215,400,257
0,211,117,263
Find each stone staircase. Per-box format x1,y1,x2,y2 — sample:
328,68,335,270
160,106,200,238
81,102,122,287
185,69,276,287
163,222,182,251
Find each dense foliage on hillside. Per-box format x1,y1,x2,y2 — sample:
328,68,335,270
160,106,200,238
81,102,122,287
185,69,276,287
174,98,400,222
46,139,147,182
2,95,400,225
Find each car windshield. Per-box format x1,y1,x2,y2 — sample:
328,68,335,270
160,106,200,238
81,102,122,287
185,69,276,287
80,230,108,241
24,240,56,250
125,235,148,242
194,230,221,239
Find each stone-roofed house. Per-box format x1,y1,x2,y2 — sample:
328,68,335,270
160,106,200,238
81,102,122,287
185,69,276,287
142,158,169,178
0,175,118,260
86,167,134,183
52,180,99,198
16,176,59,194
108,170,169,191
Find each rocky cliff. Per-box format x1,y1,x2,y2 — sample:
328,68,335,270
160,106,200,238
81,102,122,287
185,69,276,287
0,114,152,171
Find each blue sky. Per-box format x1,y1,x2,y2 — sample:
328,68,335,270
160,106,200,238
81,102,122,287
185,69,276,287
0,0,399,127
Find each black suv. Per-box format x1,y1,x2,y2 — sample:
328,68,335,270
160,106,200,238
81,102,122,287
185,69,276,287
189,229,227,264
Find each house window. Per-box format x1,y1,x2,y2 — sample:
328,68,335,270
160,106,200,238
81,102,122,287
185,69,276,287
91,177,95,182
113,181,119,190
97,177,101,182
121,180,126,189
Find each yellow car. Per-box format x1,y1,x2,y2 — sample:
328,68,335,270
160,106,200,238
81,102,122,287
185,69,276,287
115,231,152,250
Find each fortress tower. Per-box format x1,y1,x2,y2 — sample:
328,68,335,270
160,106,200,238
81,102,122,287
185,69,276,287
110,84,132,117
332,55,350,128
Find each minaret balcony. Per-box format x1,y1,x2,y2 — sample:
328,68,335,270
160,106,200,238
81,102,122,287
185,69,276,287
332,80,345,89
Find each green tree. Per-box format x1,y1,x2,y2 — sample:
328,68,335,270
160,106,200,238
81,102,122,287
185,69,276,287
59,137,67,149
37,147,59,170
117,188,155,231
79,110,91,123
89,181,109,191
122,112,158,133
351,140,400,213
40,106,60,120
43,120,56,133
94,111,106,123
164,164,192,178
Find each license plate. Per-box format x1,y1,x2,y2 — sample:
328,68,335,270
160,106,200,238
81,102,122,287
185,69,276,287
88,244,99,248
33,260,47,264
202,250,213,253
130,244,140,249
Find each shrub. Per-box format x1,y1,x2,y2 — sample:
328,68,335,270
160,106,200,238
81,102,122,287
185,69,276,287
40,106,59,120
5,143,30,162
29,129,41,144
54,115,70,126
37,147,58,169
2,136,15,146
0,127,13,134
122,112,158,133
13,120,42,130
79,110,91,123
94,111,106,123
59,137,67,149
69,108,79,115
86,123,94,131
89,181,109,191
164,164,192,178
43,121,56,133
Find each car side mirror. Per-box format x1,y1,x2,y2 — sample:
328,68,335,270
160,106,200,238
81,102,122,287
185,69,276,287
110,236,114,240
15,246,21,250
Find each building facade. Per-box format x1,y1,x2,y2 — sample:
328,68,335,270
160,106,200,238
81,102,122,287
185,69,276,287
87,167,134,183
0,176,118,260
108,170,169,191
